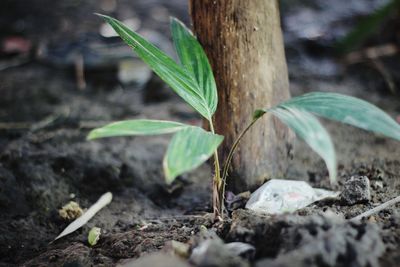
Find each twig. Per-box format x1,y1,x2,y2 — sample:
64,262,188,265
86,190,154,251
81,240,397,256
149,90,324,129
344,43,398,64
350,195,400,221
0,122,31,130
371,59,397,94
30,112,66,132
0,114,62,132
75,53,86,90
79,121,113,129
143,214,210,222
0,120,112,131
0,57,30,71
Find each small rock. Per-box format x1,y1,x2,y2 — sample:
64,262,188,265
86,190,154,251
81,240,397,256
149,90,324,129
163,240,190,259
226,209,283,258
226,191,251,212
371,180,383,190
190,237,250,267
368,216,377,223
225,242,256,260
340,176,371,205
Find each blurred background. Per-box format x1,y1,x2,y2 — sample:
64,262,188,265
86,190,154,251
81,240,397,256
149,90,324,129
1,0,399,117
0,0,399,126
0,0,399,265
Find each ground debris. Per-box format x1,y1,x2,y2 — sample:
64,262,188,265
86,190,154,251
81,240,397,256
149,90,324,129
22,242,112,267
254,212,385,267
58,201,83,221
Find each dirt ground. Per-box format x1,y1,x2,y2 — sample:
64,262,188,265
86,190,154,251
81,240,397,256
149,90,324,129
0,0,399,266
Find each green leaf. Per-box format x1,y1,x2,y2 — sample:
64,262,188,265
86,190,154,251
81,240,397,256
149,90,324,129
281,92,400,141
163,127,224,184
270,106,337,183
253,109,266,120
97,14,214,120
88,227,101,246
87,119,187,140
336,0,400,53
170,18,218,115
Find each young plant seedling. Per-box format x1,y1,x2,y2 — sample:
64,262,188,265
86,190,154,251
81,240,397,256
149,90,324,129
88,15,400,220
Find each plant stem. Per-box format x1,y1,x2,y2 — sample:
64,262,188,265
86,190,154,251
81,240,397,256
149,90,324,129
221,117,260,186
209,113,263,220
209,122,223,219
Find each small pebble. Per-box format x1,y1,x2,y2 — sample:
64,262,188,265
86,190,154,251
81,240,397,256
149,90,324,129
58,201,83,220
368,216,377,223
164,240,190,259
371,181,383,190
340,175,371,205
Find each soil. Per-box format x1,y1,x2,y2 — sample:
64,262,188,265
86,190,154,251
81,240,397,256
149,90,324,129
0,0,399,266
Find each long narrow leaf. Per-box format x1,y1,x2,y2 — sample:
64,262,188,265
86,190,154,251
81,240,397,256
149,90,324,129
87,119,188,140
170,18,218,115
282,92,400,141
98,14,213,120
270,106,337,183
163,127,224,184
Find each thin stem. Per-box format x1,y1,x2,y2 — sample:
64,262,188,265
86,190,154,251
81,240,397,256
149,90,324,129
221,117,260,184
209,121,223,219
209,123,221,181
209,112,263,220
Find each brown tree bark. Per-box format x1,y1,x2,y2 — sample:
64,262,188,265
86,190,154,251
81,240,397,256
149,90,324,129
189,0,293,192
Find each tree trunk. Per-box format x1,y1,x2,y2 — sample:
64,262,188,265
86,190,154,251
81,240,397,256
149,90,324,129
189,0,293,192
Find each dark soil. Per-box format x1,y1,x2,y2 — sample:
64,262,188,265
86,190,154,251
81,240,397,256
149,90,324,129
0,0,399,266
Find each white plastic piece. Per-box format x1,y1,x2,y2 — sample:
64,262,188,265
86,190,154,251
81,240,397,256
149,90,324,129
245,179,339,214
55,192,112,241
